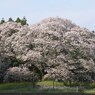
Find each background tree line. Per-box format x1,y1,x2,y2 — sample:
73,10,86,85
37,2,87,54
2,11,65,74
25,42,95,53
0,16,28,25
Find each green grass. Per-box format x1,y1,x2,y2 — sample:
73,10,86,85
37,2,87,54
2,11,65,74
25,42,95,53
0,82,33,93
0,81,74,93
0,82,32,90
37,80,64,86
84,88,95,94
0,81,64,93
0,81,95,93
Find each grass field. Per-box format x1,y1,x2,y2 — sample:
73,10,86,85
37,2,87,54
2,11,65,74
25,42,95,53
0,81,95,93
84,88,95,94
37,80,64,86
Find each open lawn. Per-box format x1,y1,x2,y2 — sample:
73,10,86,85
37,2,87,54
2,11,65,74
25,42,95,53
84,88,95,94
37,80,64,86
0,81,95,93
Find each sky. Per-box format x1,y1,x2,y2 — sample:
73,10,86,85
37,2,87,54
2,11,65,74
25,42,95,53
0,0,95,30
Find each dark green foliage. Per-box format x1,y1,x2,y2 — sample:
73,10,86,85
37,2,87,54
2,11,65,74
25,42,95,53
9,56,25,67
0,17,28,25
28,64,42,79
26,61,46,87
15,17,28,25
15,17,21,23
21,16,27,25
8,17,14,22
27,44,35,50
0,18,5,24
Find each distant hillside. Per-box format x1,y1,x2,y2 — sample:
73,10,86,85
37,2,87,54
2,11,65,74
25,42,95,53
0,17,95,83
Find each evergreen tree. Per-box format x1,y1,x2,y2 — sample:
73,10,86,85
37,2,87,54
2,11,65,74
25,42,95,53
8,17,14,22
21,16,27,25
0,18,5,24
15,17,21,23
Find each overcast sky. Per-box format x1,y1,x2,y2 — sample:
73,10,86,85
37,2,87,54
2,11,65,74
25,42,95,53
0,0,95,30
